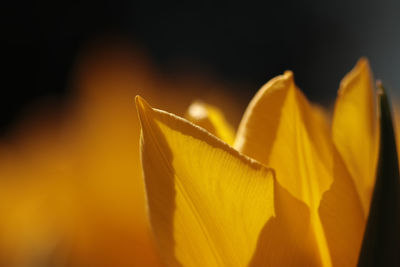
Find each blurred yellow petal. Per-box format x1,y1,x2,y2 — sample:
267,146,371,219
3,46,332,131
234,71,365,267
137,96,276,266
185,101,235,144
332,58,378,213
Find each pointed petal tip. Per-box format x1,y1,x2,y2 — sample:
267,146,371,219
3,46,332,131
283,70,294,79
135,95,154,124
280,70,295,86
357,56,370,66
256,70,294,97
337,57,373,97
135,95,151,112
134,94,142,104
354,57,371,74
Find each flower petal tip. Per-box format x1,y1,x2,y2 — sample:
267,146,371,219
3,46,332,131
135,95,150,112
354,57,371,75
135,95,154,124
338,57,372,96
256,70,294,98
283,70,294,79
358,56,370,66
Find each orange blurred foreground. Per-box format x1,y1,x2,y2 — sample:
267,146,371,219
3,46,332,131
0,40,241,266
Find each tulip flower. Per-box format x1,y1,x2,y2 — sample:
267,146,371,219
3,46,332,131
137,58,399,266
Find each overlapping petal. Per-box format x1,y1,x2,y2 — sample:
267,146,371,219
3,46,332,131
235,71,332,208
332,58,378,213
137,96,330,266
234,71,365,266
137,58,378,267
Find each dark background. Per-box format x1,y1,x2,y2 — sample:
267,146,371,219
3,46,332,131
2,0,400,134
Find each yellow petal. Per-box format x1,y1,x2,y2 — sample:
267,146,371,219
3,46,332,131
185,101,235,145
234,72,365,267
137,96,324,266
318,149,365,267
332,58,378,213
235,71,332,210
137,96,274,266
249,181,323,267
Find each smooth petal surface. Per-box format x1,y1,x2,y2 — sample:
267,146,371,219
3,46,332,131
332,58,378,213
137,96,330,266
249,181,323,267
235,71,332,210
185,101,235,145
234,72,365,267
318,149,365,267
137,96,276,266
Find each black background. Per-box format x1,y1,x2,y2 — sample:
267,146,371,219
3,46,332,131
2,0,400,133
